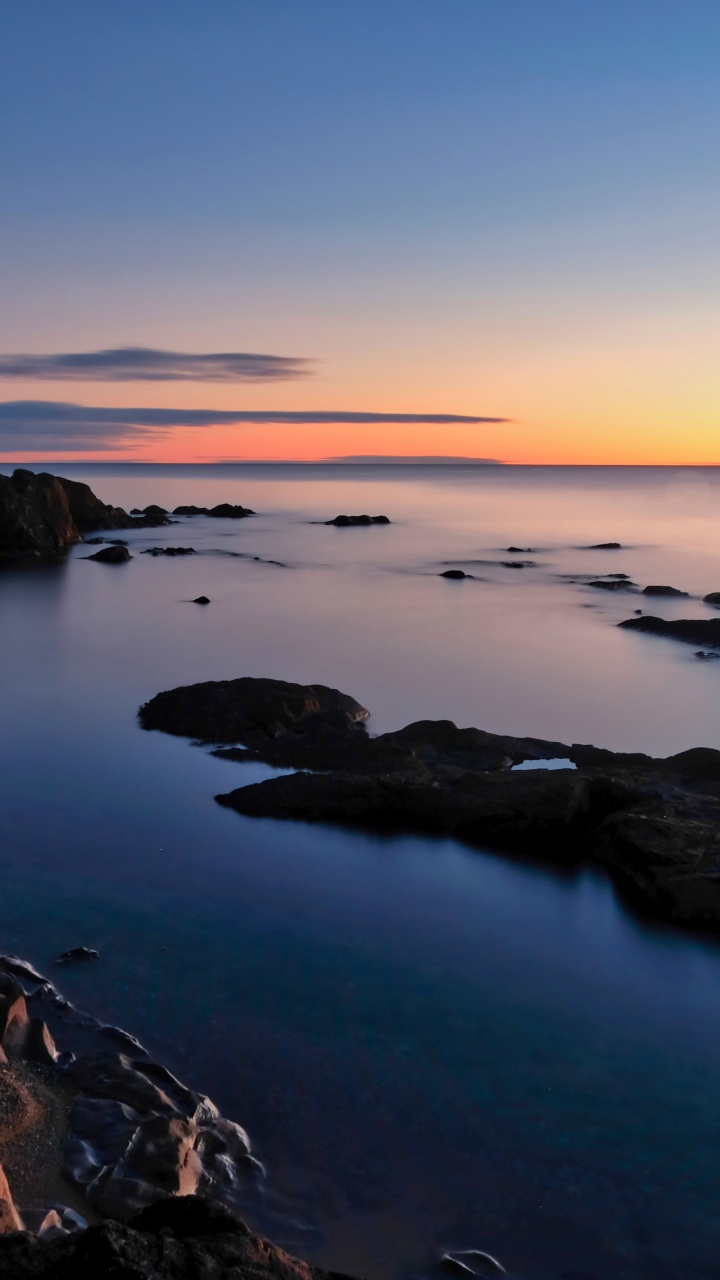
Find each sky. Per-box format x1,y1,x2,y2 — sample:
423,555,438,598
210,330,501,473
1,1,719,464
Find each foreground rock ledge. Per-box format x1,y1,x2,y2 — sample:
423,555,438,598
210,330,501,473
141,676,720,932
0,1193,350,1280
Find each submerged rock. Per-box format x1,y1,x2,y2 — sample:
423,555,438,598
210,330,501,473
56,947,99,964
141,547,196,557
324,514,390,526
86,545,132,564
587,579,637,591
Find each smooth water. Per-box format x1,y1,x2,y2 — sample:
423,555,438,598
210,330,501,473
2,464,720,1280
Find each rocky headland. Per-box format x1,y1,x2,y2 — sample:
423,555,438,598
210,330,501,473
140,676,720,932
0,470,169,557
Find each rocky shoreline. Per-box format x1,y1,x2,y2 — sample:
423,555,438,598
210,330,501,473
0,953,350,1279
141,676,720,933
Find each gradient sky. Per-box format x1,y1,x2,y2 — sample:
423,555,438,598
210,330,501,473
2,1,719,463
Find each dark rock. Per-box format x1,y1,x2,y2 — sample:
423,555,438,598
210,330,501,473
696,650,720,661
192,596,211,604
139,677,369,747
0,1193,351,1280
506,546,532,553
324,514,390,526
440,569,469,579
607,573,631,579
142,505,168,517
587,579,636,591
500,560,534,568
209,504,255,518
173,505,210,516
141,547,196,557
56,947,99,963
86,546,132,564
584,542,622,549
619,615,720,648
703,592,720,606
24,1018,58,1067
642,585,689,597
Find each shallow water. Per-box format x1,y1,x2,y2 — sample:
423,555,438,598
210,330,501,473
2,463,720,1280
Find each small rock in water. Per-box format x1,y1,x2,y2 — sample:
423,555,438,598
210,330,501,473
192,595,211,604
642,585,689,597
696,650,720,661
500,560,534,568
584,541,622,549
506,546,532,552
587,578,636,591
141,547,196,557
703,592,720,606
325,514,390,526
55,947,99,964
86,545,131,564
440,569,469,580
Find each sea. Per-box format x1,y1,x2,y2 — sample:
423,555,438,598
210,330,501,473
2,462,720,1280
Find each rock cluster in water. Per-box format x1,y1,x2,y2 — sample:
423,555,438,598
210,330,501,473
0,471,169,557
141,676,720,932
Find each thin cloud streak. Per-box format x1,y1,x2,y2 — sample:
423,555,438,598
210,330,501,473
0,347,313,383
0,400,508,451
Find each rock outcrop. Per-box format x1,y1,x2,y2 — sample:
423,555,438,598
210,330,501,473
0,1195,349,1280
141,676,720,932
0,470,169,557
619,615,720,648
324,514,390,526
173,504,255,518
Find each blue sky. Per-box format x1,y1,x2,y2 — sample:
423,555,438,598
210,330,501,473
2,2,719,461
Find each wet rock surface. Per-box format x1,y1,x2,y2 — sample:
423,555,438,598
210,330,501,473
0,470,170,558
141,676,720,932
0,1194,349,1280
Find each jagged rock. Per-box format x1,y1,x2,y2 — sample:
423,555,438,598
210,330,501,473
619,615,720,648
86,545,132,564
173,505,210,516
0,979,29,1054
0,1195,351,1280
0,1163,23,1235
24,1019,57,1067
324,513,390,526
642,585,689,597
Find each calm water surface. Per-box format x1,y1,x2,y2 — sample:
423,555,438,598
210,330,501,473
2,464,720,1280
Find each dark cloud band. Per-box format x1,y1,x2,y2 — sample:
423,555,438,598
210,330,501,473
0,347,312,383
0,400,507,451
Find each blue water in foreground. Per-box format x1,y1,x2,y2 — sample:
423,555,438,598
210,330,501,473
2,464,720,1280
